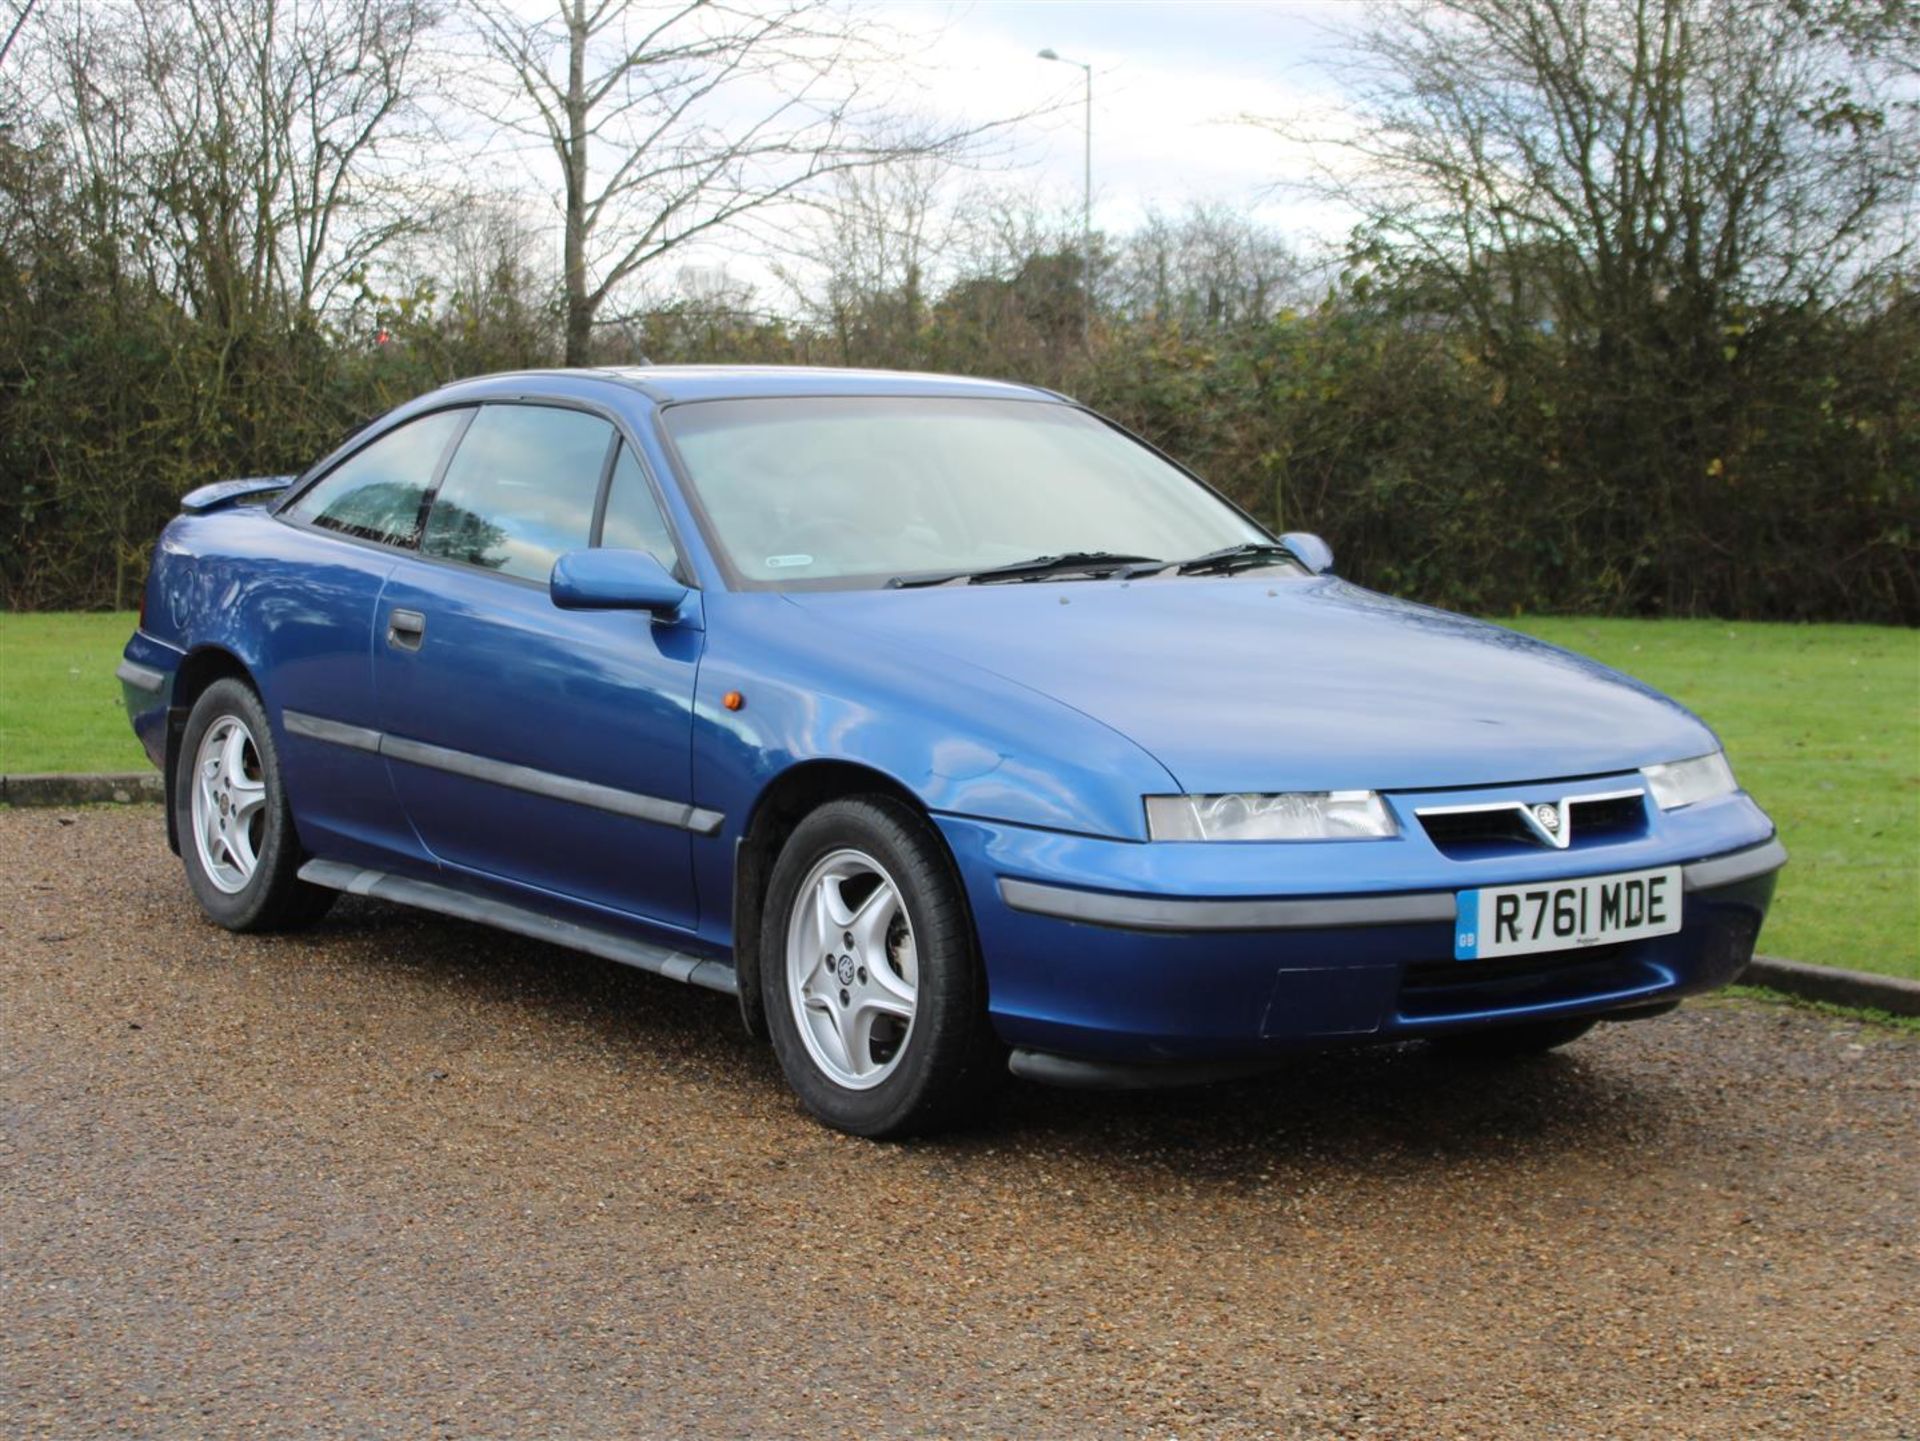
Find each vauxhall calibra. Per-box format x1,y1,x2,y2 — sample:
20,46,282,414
118,366,1784,1135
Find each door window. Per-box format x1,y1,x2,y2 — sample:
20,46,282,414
597,442,680,572
283,409,469,547
422,405,615,582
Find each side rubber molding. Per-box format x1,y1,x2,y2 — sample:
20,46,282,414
283,710,381,753
297,860,739,995
997,835,1788,934
283,708,724,835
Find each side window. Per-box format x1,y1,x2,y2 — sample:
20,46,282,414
283,409,468,547
597,442,680,572
421,405,614,583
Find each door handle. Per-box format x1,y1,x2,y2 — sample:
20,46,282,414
387,609,426,651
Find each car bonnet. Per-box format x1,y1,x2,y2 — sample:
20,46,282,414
780,575,1717,795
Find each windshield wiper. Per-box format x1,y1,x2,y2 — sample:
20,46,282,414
1174,541,1300,577
890,551,1163,588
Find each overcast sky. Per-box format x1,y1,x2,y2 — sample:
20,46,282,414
901,1,1357,236
457,0,1369,310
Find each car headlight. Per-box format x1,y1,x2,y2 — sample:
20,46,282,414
1641,751,1738,810
1145,790,1399,842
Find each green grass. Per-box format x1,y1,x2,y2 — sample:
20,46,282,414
1721,986,1920,1036
0,611,148,774
3,610,1915,978
1511,618,1918,981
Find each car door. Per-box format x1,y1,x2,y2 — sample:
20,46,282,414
268,407,473,866
371,401,705,931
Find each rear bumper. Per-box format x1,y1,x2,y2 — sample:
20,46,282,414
938,812,1783,1067
117,633,182,772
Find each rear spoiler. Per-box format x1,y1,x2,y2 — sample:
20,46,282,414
180,475,295,515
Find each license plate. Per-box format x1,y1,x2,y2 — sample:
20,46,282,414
1454,866,1682,960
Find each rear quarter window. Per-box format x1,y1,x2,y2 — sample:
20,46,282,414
283,410,469,548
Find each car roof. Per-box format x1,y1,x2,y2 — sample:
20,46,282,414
436,365,1065,407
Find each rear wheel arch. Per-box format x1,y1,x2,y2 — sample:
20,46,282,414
173,676,334,932
172,646,257,707
730,761,977,1041
162,648,259,855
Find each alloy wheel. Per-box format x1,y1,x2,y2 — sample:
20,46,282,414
190,714,268,894
784,847,919,1089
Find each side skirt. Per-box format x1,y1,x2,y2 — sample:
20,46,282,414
1008,1048,1281,1090
297,859,739,997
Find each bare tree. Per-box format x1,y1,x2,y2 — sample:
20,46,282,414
1254,0,1920,614
1267,0,1918,340
378,192,561,367
3,0,439,605
467,0,1012,365
778,157,955,365
1114,202,1302,330
0,0,39,69
26,0,438,326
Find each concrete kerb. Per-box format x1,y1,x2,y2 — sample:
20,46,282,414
2,772,164,807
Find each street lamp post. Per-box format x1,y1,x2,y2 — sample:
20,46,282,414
1038,47,1092,347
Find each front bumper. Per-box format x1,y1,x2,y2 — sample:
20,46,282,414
937,803,1783,1068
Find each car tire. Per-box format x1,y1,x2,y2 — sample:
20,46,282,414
1431,1016,1597,1058
761,796,1005,1138
174,678,334,933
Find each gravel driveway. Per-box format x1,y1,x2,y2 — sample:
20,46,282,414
3,806,1915,1439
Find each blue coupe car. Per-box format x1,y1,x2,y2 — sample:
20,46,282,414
118,366,1785,1135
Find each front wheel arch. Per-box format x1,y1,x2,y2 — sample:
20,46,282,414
730,761,976,1042
757,793,1004,1136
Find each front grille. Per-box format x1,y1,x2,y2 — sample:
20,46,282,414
1416,789,1649,857
1399,943,1660,1020
1566,792,1647,839
1418,808,1535,851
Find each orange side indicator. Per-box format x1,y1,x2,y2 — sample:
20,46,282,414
722,690,745,712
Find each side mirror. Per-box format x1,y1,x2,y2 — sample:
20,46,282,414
1278,531,1334,576
551,549,689,617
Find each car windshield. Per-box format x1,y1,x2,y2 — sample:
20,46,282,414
659,396,1270,589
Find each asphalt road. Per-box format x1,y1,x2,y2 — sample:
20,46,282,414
3,806,1915,1439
